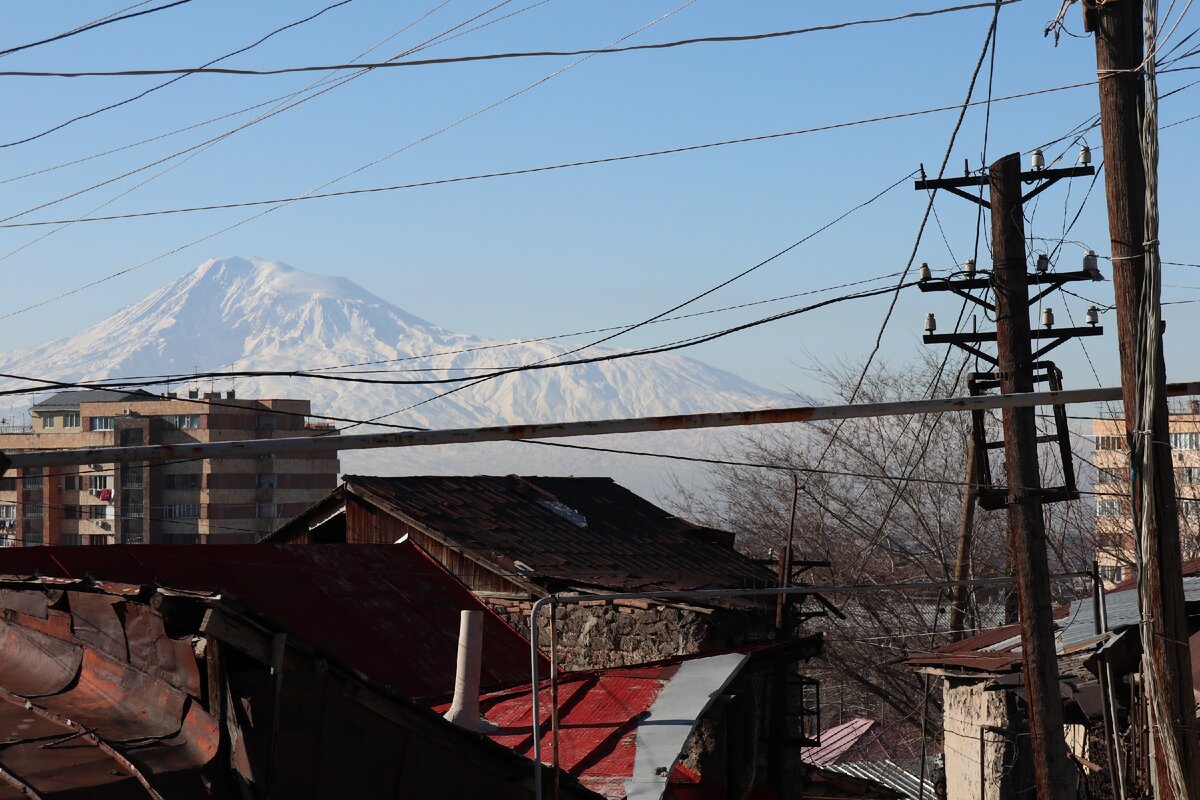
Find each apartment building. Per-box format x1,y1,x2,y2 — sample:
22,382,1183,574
1092,402,1200,582
0,389,340,546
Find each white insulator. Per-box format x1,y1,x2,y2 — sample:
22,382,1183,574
1031,148,1045,170
1083,250,1102,280
1036,254,1050,273
918,263,932,281
1079,145,1092,166
1086,305,1100,326
1041,308,1055,329
924,313,937,334
963,258,976,276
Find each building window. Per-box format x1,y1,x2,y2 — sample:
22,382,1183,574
1177,467,1200,484
1097,467,1124,485
1171,432,1200,451
163,473,200,490
91,417,114,431
87,475,110,492
1183,500,1200,518
63,476,79,491
1095,435,1125,451
1097,499,1125,516
25,505,43,519
256,473,277,489
41,414,54,429
63,505,81,520
87,505,107,520
256,503,278,519
256,415,277,430
165,504,200,519
0,478,15,492
162,414,200,429
63,412,80,428
60,534,82,546
23,469,42,490
0,505,13,520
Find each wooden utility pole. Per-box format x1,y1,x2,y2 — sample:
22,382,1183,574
1087,1,1200,795
947,438,977,639
990,152,1075,800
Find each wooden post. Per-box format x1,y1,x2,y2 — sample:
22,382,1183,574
989,152,1074,800
1089,1,1200,795
948,437,978,638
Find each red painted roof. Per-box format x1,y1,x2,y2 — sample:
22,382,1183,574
435,660,708,799
0,542,545,699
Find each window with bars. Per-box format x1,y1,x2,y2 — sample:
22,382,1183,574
1097,499,1126,516
1095,435,1125,451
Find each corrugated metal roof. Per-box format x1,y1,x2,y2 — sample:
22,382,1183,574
801,717,879,765
822,761,934,800
0,542,544,699
910,567,1200,672
337,474,777,599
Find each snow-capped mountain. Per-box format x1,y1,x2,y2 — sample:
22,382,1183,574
0,257,791,498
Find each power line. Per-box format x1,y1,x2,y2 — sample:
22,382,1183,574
0,0,359,150
0,0,690,322
0,2,1024,79
0,0,193,59
0,80,1110,231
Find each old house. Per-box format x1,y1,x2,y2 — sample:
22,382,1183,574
264,475,828,670
906,565,1200,800
451,639,908,800
0,542,602,799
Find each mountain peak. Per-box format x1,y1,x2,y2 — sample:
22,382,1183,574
188,256,382,305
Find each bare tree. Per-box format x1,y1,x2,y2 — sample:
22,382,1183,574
670,354,1096,745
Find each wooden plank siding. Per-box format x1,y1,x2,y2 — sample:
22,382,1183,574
344,497,520,595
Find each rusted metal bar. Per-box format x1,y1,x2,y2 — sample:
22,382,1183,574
3,383,1200,472
0,763,45,799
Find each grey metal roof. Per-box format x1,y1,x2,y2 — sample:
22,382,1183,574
31,389,157,412
983,575,1200,656
821,761,934,800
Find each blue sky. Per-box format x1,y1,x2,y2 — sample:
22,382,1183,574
1,0,1198,402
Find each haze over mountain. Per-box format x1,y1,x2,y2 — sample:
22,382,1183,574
0,257,791,498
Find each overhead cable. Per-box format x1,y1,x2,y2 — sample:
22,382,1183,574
0,2,1023,78
0,0,360,149
0,0,193,59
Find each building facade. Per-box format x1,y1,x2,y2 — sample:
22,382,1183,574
1092,402,1200,582
0,389,340,546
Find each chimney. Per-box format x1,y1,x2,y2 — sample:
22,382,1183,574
226,390,236,400
443,610,498,733
187,389,199,399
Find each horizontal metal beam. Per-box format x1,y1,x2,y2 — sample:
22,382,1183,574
2,380,1197,471
914,165,1094,191
923,326,1103,345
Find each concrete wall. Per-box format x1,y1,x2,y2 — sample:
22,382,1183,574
943,679,1014,800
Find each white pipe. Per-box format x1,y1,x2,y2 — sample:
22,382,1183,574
443,610,497,733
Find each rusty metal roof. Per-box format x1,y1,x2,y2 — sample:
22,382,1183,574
0,545,597,799
334,474,777,598
0,542,543,699
910,557,1200,673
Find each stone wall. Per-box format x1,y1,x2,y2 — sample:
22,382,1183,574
486,597,773,670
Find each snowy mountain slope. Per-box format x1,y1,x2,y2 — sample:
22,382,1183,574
0,257,791,497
